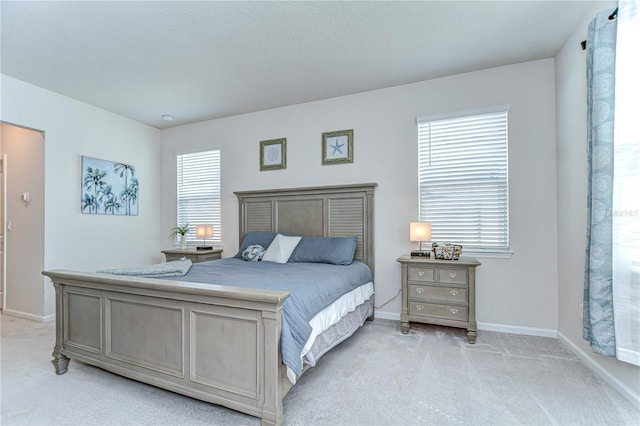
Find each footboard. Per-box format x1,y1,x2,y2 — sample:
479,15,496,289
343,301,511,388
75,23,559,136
42,270,291,426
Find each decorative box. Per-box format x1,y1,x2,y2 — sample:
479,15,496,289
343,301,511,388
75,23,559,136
432,243,463,260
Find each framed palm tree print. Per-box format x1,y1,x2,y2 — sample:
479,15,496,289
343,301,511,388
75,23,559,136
81,156,138,215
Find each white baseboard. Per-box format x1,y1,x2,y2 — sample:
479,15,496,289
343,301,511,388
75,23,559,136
2,308,54,323
376,311,558,338
477,321,557,338
557,331,640,410
375,311,400,321
374,313,558,338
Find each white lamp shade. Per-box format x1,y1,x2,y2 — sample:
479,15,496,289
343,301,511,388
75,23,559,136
410,222,431,242
195,224,214,238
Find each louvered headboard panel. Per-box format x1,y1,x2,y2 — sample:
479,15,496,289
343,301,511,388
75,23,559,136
234,183,377,274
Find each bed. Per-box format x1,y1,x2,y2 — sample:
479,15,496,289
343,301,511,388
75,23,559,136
42,183,376,426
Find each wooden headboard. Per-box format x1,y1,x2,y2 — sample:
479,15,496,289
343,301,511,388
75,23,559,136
234,183,377,275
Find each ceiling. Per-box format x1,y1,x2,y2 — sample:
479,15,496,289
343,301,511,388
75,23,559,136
1,1,597,129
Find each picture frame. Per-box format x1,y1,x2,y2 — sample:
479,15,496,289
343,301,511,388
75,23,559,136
260,138,286,171
322,129,353,165
81,156,138,215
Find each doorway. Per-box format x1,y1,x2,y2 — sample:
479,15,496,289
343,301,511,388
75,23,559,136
0,123,45,319
1,155,5,311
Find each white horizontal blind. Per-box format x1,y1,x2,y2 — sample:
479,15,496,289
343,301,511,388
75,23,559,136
418,109,509,252
176,150,221,244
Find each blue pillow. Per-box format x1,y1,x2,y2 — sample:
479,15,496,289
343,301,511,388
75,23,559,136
288,236,357,265
234,232,278,258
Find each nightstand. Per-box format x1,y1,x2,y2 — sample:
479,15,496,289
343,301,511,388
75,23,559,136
162,248,222,263
397,255,481,343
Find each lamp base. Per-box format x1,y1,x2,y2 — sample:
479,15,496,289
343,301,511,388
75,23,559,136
196,246,213,251
410,250,430,258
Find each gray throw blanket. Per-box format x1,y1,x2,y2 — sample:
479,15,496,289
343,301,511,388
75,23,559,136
97,258,192,278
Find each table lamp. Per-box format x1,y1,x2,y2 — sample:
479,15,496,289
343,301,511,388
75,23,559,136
195,224,214,251
410,222,431,257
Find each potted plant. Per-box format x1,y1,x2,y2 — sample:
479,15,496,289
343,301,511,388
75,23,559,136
170,223,190,250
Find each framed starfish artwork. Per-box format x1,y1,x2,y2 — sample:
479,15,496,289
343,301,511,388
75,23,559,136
260,138,286,171
322,129,353,165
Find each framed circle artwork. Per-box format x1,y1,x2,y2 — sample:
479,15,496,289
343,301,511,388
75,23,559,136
260,138,286,171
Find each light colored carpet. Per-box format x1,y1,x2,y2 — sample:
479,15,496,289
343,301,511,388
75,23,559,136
1,315,638,425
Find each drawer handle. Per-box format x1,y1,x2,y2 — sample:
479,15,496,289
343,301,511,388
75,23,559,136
417,271,425,277
449,272,457,279
416,305,424,311
416,287,424,294
450,308,459,315
450,290,458,296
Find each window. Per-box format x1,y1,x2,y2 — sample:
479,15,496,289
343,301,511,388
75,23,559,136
176,150,221,245
417,107,509,255
611,0,639,366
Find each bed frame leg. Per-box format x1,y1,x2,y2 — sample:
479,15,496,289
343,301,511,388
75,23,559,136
260,414,283,426
51,346,70,375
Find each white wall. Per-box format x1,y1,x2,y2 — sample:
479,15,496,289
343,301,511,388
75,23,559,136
0,75,163,319
555,1,640,405
161,59,559,332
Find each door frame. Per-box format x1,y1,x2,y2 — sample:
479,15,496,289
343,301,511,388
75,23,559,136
1,154,6,311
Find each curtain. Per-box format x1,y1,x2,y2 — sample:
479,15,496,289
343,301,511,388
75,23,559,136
611,0,640,366
583,8,617,357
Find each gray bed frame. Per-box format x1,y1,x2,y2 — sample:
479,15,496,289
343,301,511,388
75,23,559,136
42,183,376,426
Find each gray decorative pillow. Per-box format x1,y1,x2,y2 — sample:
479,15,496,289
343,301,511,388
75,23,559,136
242,244,265,261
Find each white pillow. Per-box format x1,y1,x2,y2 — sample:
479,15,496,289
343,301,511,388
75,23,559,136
261,234,302,263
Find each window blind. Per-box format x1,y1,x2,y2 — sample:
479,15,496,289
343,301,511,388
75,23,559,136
417,109,509,252
176,150,221,244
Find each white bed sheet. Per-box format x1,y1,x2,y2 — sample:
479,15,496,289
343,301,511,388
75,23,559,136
287,281,374,384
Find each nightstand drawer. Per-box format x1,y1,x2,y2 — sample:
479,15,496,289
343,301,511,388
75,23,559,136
409,301,468,321
409,284,467,303
439,268,468,285
195,253,221,262
162,249,222,264
408,266,435,282
165,253,185,262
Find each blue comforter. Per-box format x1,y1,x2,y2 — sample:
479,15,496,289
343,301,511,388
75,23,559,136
165,258,373,375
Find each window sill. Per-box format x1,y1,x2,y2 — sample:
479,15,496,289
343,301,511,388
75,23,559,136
462,250,513,259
